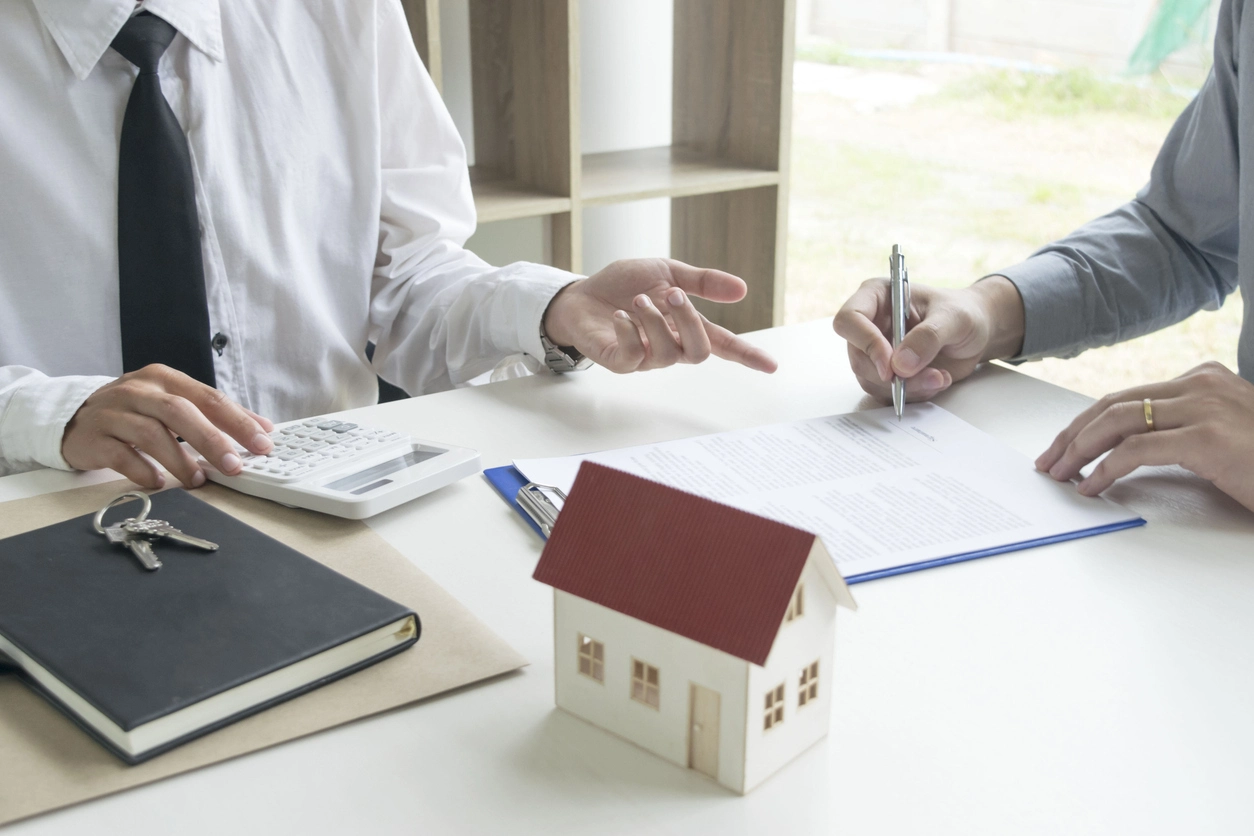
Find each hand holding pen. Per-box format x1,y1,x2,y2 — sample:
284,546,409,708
832,254,1026,407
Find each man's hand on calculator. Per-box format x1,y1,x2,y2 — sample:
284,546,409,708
62,364,275,490
220,419,402,482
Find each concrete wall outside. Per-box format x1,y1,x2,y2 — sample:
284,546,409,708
803,0,1217,74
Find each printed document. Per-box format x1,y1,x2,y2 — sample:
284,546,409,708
514,403,1143,582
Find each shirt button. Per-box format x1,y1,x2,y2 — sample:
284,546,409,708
211,332,229,356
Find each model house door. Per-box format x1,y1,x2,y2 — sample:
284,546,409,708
688,683,721,780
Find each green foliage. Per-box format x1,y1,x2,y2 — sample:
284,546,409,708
938,67,1192,119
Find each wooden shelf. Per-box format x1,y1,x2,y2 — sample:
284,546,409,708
404,0,794,331
469,170,572,224
581,146,780,207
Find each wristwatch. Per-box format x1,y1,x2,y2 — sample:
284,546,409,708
539,324,592,374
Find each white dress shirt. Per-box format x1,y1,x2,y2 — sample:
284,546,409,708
0,0,574,476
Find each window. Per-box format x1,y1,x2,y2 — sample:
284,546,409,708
577,634,604,683
631,659,659,709
798,660,819,707
763,683,785,730
785,583,805,622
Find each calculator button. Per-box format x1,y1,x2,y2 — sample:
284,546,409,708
333,423,356,433
316,420,341,430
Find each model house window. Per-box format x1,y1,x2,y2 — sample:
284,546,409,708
578,634,604,683
785,583,804,621
798,660,819,707
763,683,785,730
631,659,660,709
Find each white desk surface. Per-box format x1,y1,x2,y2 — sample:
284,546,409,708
5,319,1253,835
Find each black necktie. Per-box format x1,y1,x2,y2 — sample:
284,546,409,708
112,12,216,386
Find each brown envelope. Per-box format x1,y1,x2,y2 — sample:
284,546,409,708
0,481,527,827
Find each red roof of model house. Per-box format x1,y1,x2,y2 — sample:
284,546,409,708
532,462,855,666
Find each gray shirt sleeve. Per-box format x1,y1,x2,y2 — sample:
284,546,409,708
998,0,1243,362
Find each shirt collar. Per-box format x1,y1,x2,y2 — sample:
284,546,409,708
32,0,223,81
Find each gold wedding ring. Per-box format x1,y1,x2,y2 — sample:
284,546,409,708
1143,398,1155,431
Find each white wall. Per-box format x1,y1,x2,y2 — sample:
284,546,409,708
742,558,838,793
579,0,672,155
439,0,474,162
438,0,675,274
579,1,673,274
553,590,749,793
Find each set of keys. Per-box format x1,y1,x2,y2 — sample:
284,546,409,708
93,492,218,571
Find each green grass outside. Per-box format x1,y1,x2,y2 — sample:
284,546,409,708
937,68,1195,119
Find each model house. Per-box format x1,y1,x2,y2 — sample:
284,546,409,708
532,462,858,795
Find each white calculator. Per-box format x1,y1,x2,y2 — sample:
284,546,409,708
199,417,481,520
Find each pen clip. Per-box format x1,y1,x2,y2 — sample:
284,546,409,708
901,257,910,314
890,244,909,343
516,482,566,537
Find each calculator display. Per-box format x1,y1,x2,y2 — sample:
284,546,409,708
323,448,444,493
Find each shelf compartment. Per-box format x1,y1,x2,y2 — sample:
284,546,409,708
470,168,573,224
581,146,780,207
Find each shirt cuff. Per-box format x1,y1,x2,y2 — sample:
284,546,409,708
0,374,112,471
499,264,582,363
990,253,1086,362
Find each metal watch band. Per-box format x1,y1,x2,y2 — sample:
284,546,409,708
539,329,592,374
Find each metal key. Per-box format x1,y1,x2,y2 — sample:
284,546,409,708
93,491,217,572
102,524,164,571
121,518,218,552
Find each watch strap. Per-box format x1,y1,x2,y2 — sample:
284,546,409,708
539,330,592,373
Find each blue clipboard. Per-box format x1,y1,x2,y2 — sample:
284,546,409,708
484,465,1145,584
484,465,546,538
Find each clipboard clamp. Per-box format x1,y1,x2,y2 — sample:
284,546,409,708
516,482,565,537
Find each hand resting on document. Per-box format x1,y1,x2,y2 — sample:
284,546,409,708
1035,362,1254,512
62,365,275,490
542,258,779,375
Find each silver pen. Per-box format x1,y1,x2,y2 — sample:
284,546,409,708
890,244,910,421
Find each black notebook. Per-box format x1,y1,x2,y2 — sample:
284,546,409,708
0,489,419,764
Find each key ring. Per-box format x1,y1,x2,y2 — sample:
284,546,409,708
92,491,152,535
